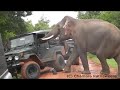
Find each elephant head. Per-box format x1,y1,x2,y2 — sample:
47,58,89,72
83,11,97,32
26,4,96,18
41,16,77,42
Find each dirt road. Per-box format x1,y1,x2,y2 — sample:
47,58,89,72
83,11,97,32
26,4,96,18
39,59,117,79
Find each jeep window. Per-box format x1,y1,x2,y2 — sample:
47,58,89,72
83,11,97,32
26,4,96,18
37,34,45,39
10,35,34,48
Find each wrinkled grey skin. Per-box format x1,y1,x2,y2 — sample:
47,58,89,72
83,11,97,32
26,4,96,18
41,16,120,78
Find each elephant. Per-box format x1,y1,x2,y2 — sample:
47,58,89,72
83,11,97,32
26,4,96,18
41,16,120,78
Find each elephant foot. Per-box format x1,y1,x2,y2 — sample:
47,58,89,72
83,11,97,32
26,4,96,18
81,70,91,74
63,66,71,73
100,70,110,75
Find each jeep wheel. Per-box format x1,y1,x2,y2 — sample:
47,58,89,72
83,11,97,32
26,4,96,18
52,54,65,72
21,61,40,79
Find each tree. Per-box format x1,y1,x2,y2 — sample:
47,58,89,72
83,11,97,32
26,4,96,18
34,16,50,31
77,11,100,19
25,20,34,33
50,24,56,29
98,11,120,28
0,11,32,42
77,11,120,29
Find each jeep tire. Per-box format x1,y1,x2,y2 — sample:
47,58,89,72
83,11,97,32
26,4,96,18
21,61,40,79
52,54,65,72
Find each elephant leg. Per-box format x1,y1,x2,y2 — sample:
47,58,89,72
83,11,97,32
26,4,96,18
78,50,91,74
63,47,79,73
114,55,120,78
72,57,79,65
97,56,110,75
74,42,90,74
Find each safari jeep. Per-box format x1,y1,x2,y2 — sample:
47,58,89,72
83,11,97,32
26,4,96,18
5,30,66,79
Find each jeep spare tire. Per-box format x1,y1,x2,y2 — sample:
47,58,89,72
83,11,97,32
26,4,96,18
21,61,40,79
52,54,65,71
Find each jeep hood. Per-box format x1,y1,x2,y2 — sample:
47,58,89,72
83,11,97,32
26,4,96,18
5,47,33,55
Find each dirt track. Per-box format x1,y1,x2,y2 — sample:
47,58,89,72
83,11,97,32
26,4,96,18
39,59,118,79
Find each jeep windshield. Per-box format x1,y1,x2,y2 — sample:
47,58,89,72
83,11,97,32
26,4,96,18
10,34,34,49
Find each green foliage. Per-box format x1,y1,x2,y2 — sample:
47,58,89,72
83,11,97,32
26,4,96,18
0,11,32,42
34,16,50,31
77,11,100,19
77,11,120,29
25,20,34,33
0,11,51,47
98,11,120,28
50,24,56,29
106,59,117,68
3,31,16,41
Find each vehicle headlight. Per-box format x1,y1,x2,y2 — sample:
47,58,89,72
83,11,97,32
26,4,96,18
14,56,19,60
7,56,12,61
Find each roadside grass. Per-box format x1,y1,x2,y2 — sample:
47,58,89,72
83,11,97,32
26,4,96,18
87,53,117,68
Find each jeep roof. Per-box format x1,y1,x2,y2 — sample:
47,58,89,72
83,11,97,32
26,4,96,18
9,29,51,40
31,29,51,34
